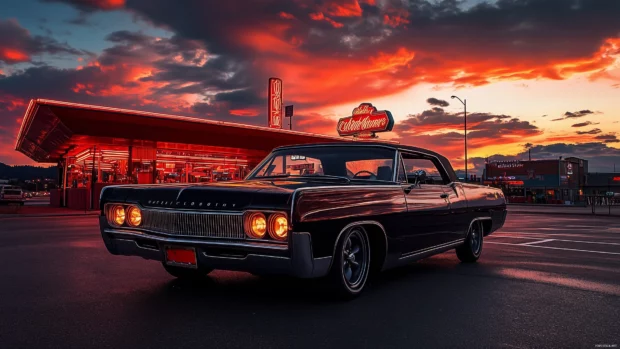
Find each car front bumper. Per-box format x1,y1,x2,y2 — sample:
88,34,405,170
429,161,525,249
99,216,332,278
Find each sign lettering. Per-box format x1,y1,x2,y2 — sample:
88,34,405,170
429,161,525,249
337,103,394,137
268,78,282,129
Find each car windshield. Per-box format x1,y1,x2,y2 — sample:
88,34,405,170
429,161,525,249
249,146,396,182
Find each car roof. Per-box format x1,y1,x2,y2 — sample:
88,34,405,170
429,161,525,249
273,141,458,183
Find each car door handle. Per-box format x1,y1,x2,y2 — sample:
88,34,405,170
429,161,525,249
440,193,449,199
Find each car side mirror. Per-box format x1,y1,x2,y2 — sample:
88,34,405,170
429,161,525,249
413,170,427,186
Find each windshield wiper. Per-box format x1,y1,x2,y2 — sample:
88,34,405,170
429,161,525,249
297,174,351,183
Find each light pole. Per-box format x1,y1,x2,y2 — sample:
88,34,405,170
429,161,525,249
451,95,467,182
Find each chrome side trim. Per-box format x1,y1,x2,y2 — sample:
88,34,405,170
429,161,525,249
103,229,289,251
399,239,465,260
299,199,401,221
328,220,388,271
201,252,291,260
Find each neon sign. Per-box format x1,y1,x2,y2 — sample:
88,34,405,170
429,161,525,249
268,78,282,129
337,103,394,138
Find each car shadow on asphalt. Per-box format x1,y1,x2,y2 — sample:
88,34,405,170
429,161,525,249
137,253,491,307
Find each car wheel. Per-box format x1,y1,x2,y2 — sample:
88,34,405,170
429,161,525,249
328,226,371,298
456,220,484,263
162,263,213,280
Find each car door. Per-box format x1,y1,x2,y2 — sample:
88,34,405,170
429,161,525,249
398,152,452,254
441,182,470,244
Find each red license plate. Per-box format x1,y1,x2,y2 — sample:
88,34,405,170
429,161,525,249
164,246,197,268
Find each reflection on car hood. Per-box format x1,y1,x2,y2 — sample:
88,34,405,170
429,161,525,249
100,179,362,211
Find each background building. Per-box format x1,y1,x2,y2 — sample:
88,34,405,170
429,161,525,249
483,157,588,204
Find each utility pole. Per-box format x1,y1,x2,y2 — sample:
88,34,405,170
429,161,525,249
451,96,467,181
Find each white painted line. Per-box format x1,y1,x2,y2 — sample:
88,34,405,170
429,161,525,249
486,242,620,256
519,239,555,246
491,234,620,246
488,235,544,240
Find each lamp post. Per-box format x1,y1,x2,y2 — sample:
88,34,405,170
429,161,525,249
451,95,467,182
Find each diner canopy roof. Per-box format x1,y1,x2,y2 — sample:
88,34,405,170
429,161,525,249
15,99,352,163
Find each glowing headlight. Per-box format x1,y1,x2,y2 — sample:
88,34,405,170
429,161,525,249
245,212,267,239
110,205,125,226
268,213,288,241
126,206,142,227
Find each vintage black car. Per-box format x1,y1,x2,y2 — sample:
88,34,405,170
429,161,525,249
99,142,507,297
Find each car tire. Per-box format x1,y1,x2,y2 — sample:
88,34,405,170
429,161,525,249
456,220,484,263
162,263,213,280
327,225,371,299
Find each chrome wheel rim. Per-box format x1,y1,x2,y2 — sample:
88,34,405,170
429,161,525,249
470,222,482,255
342,229,368,289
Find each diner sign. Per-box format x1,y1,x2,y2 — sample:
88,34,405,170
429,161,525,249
268,77,283,129
337,103,394,138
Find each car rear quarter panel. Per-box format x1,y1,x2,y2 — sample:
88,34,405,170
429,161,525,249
291,186,407,258
460,183,507,234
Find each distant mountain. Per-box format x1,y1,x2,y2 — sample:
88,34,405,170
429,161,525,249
0,162,58,181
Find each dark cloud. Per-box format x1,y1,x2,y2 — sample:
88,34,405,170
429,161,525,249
426,97,449,107
572,121,600,128
552,109,597,121
564,110,594,118
595,134,620,143
0,19,86,64
398,108,519,133
576,128,602,135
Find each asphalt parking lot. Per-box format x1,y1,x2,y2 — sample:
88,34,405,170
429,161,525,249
0,212,618,349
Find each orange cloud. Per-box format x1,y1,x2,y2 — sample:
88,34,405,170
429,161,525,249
229,108,260,117
0,48,30,63
279,11,295,19
263,47,416,107
94,0,125,10
309,12,344,28
322,0,363,17
383,8,410,28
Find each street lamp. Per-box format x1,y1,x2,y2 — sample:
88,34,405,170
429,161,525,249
451,95,467,182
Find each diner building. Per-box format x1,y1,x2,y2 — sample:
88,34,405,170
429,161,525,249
483,157,588,204
15,99,349,210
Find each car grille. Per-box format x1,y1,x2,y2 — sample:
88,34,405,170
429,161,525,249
140,209,245,239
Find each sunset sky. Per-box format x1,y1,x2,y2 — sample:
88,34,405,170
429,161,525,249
1,0,619,173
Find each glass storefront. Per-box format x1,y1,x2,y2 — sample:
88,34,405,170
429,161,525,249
64,145,253,190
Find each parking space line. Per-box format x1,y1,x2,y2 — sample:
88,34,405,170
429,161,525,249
520,239,555,246
486,242,620,256
491,234,620,246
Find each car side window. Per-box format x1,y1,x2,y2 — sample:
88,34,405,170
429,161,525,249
401,152,448,185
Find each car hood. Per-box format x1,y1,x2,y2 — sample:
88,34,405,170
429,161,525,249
100,179,334,211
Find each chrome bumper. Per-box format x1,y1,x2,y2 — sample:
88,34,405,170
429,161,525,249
99,217,331,278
